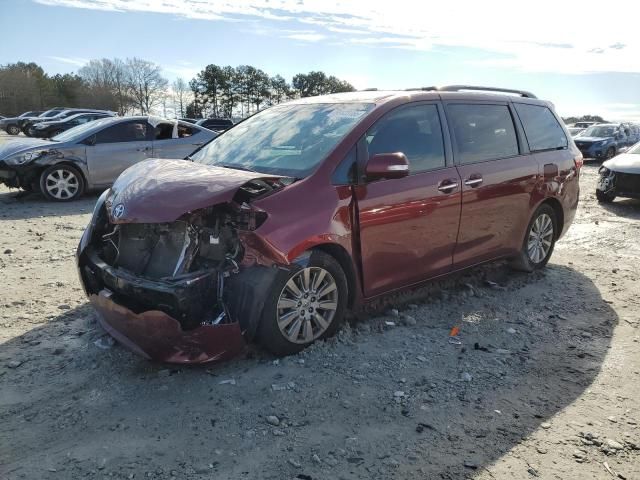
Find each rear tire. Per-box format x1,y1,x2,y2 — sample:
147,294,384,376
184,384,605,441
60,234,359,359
6,124,20,135
605,147,615,159
510,204,557,273
596,189,615,203
39,164,85,202
257,251,348,356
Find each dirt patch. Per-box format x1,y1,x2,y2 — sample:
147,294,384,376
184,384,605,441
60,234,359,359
1,164,639,479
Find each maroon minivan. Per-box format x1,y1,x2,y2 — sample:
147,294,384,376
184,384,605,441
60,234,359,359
77,86,582,363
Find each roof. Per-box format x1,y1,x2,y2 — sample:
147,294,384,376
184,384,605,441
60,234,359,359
286,86,546,107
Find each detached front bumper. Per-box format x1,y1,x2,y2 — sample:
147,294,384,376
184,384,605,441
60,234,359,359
90,292,245,364
78,236,247,364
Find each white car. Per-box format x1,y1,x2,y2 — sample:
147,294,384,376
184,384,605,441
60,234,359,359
596,142,640,202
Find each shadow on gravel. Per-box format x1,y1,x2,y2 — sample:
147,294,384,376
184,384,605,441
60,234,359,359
0,190,100,220
0,263,618,479
599,198,640,219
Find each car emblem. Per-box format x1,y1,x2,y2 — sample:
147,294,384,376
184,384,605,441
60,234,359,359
112,203,126,219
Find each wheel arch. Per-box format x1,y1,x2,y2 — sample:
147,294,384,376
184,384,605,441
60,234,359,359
309,243,358,309
537,197,564,240
37,160,89,185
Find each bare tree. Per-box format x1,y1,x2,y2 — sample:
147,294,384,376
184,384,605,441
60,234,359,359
125,58,168,114
172,78,189,118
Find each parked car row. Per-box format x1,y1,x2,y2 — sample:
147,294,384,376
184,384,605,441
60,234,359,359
0,107,116,136
0,116,217,200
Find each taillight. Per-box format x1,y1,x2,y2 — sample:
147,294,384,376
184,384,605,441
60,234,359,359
574,154,583,170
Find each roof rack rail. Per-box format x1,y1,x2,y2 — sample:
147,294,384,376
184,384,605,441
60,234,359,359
405,86,438,92
437,85,537,99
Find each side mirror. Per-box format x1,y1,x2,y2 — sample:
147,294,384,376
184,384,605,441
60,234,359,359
365,153,409,181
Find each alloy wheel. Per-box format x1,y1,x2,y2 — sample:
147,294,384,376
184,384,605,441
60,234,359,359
7,125,20,135
276,266,338,344
527,213,554,264
44,169,80,200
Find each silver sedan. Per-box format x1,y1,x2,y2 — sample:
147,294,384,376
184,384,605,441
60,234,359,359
0,116,217,201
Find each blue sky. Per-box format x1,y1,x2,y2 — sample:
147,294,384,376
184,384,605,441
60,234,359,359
2,0,639,121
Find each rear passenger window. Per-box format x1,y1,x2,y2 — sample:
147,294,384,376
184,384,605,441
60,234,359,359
514,103,568,151
367,104,445,174
448,104,519,164
95,121,148,144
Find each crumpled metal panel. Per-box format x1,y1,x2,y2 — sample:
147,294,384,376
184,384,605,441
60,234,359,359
106,159,282,224
90,293,246,364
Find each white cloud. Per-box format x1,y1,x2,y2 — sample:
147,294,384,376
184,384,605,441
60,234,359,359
48,55,89,67
286,33,326,42
36,0,640,74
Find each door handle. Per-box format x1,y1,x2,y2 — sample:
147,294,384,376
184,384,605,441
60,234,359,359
437,180,459,193
464,176,483,187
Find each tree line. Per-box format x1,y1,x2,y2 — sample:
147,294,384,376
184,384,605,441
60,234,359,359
187,65,354,118
0,59,355,119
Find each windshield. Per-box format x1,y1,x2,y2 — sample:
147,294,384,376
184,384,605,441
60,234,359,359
40,110,61,118
583,126,616,137
51,117,115,142
628,142,640,154
191,103,373,177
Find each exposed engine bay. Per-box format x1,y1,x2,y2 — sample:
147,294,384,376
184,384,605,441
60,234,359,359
79,177,287,332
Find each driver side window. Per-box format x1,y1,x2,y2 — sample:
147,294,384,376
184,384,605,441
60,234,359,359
95,121,149,144
366,104,446,174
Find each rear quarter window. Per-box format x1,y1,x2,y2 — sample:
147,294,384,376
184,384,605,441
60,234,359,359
514,103,568,152
448,104,519,164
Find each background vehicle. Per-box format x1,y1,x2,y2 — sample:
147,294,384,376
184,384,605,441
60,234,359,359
573,123,629,160
0,116,216,201
568,127,585,137
596,141,640,202
196,117,234,131
1,111,44,135
23,108,116,136
574,121,600,129
30,111,115,138
76,86,581,363
179,117,198,124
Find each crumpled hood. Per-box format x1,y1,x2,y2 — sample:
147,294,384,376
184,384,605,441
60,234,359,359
106,158,284,223
575,136,612,144
602,153,640,174
0,137,58,159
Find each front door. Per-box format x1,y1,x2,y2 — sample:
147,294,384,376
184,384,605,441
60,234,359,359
355,102,462,297
445,102,539,267
152,122,206,159
86,120,153,186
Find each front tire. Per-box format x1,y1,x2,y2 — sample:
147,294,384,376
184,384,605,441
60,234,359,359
39,164,85,202
596,189,615,203
510,204,557,272
6,124,20,135
257,251,348,356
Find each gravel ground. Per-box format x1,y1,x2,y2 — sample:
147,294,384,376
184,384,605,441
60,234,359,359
0,157,639,480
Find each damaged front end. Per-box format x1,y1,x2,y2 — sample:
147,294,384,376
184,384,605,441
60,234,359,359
77,163,291,363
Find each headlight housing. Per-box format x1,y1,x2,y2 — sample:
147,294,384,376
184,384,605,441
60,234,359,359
4,150,47,166
598,166,610,175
